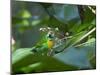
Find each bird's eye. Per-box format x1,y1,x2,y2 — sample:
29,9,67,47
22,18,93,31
49,34,52,38
47,34,54,38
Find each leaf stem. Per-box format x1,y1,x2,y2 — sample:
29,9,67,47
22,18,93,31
73,27,96,46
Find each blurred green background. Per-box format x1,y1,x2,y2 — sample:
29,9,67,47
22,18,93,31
12,1,96,74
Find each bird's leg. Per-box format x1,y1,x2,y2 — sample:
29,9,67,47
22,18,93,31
47,48,54,56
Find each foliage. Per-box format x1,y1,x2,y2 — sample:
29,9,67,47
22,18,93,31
12,1,96,74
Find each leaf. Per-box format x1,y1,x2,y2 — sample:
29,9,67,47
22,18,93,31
12,47,78,73
48,4,81,24
54,38,96,69
17,9,32,19
19,56,78,73
65,31,87,47
12,48,33,64
84,6,96,23
12,47,38,72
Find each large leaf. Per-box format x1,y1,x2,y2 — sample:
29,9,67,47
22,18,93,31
19,56,78,73
54,38,95,69
48,4,81,24
12,47,78,73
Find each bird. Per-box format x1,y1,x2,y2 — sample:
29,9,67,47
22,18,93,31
46,31,55,56
47,33,55,48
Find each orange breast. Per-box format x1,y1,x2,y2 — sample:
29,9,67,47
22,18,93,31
47,40,54,49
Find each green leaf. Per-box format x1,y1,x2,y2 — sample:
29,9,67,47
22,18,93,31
54,37,95,69
17,10,32,19
84,6,96,23
48,4,81,24
12,47,78,73
19,56,78,73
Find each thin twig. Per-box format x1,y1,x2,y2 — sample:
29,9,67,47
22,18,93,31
73,27,96,46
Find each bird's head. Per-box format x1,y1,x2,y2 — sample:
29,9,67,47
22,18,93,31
47,31,55,40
